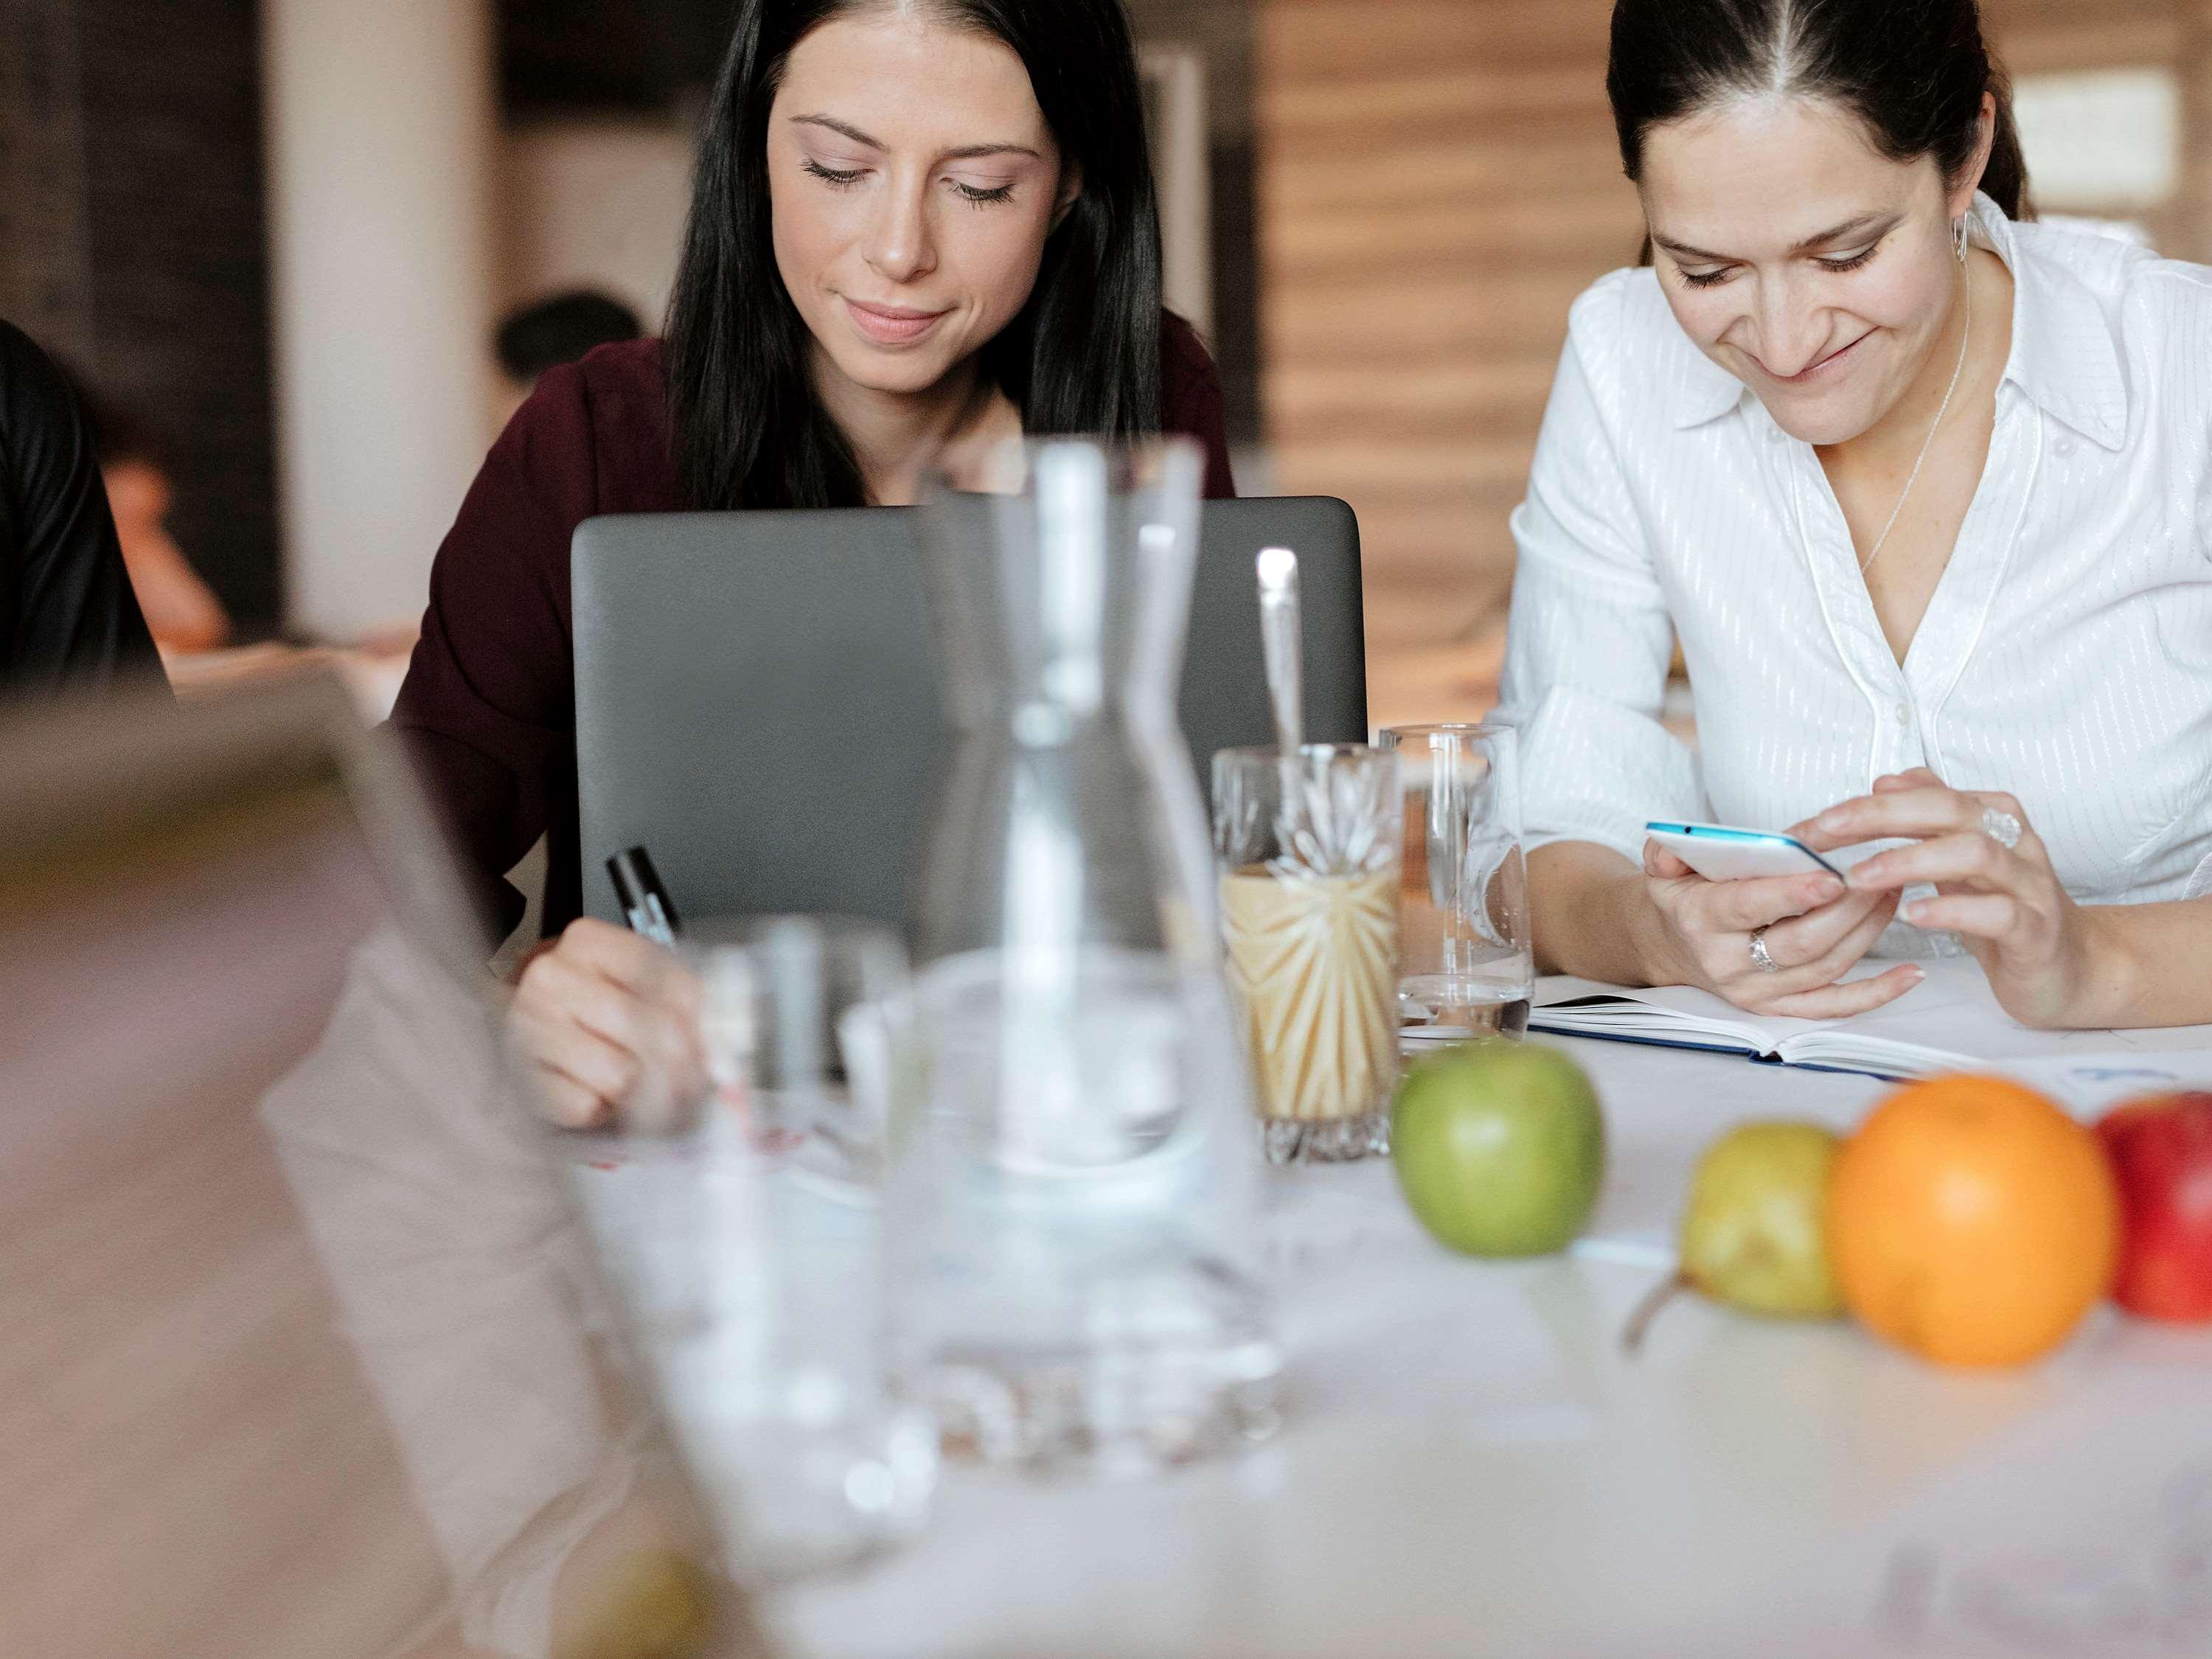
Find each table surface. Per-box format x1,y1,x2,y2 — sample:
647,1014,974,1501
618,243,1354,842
755,1036,2212,1659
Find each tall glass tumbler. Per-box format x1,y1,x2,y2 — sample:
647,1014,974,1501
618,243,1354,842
689,914,910,1175
563,918,936,1589
1212,744,1402,1164
1380,723,1533,1040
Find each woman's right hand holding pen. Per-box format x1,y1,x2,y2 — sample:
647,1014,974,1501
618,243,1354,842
507,918,708,1130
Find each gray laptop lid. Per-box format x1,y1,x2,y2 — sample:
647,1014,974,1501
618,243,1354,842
571,496,1364,930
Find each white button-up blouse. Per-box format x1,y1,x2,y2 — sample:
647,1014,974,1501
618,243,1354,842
1498,195,2212,953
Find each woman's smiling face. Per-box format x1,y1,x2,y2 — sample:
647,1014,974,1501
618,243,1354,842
766,8,1077,400
1638,93,1986,445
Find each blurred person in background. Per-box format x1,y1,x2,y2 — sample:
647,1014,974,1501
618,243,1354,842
0,323,164,693
76,385,233,655
1506,0,2212,1032
393,0,1235,1130
493,288,644,427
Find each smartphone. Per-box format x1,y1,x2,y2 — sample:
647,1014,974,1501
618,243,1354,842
1644,821,1845,882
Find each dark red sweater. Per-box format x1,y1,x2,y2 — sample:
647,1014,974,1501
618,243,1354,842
391,313,1238,941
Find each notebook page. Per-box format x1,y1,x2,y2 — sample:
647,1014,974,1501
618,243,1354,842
1537,956,2212,1074
1784,957,2212,1067
1530,961,1900,1057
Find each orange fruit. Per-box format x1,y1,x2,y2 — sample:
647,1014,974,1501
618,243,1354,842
1827,1075,2119,1368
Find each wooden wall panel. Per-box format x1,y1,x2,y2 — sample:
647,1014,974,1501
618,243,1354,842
1261,0,2211,729
2183,0,2212,265
1980,0,2205,260
79,0,282,632
1259,0,1638,728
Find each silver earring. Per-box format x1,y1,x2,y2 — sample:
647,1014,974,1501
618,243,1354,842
1955,215,1970,263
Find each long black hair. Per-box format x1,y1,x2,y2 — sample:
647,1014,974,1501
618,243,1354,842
664,0,1164,511
1607,0,2033,227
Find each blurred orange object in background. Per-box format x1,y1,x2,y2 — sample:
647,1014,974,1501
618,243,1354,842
1829,1075,2120,1368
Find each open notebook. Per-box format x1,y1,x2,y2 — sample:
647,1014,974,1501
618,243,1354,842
1531,956,2212,1081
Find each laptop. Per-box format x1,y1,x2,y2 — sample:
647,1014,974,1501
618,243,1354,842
571,495,1366,928
0,675,768,1659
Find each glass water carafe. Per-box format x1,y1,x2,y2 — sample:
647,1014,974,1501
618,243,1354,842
883,439,1281,1476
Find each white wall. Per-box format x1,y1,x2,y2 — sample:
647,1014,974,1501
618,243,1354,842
500,119,695,333
262,0,501,640
2013,67,2180,214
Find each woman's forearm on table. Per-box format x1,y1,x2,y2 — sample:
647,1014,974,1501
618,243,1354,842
2069,895,2212,1029
1528,841,1671,986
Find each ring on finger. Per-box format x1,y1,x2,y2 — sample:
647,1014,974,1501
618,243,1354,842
1749,928,1781,975
1980,806,2023,850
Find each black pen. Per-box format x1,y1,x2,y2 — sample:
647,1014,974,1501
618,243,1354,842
607,846,683,947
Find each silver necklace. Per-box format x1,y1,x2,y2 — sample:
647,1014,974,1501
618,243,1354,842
1859,242,1975,575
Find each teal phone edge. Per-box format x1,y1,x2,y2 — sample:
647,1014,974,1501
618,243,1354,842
1643,821,1848,880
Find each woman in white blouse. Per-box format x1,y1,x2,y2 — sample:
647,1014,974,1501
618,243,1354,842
1503,0,2212,1029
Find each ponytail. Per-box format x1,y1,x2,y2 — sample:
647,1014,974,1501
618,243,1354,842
1978,64,2034,220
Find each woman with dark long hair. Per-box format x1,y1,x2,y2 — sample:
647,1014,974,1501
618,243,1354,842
1503,0,2212,1029
394,0,1234,1127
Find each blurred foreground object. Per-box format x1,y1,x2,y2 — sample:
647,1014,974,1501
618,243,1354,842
157,627,420,723
0,674,770,1658
570,917,937,1584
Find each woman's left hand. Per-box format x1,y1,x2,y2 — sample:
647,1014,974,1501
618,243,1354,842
1792,768,2096,1029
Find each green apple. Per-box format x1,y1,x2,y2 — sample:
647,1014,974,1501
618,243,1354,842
1390,1042,1607,1258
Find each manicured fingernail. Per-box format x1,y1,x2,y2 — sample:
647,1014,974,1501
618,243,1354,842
1816,810,1848,832
1811,877,1843,902
1904,967,1925,984
1849,860,1884,888
1899,901,1926,923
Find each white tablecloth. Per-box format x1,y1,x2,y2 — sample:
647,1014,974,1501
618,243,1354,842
756,1037,2212,1659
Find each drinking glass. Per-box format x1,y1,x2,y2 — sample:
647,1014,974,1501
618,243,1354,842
562,917,936,1587
689,914,911,1174
1211,743,1402,1163
1380,723,1532,1041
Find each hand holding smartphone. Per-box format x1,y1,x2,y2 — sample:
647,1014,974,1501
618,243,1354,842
1644,821,1846,883
1631,821,1917,1020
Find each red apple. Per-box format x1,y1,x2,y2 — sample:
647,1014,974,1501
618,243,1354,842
2095,1091,2212,1324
